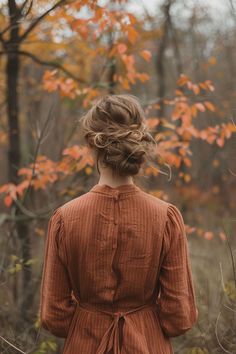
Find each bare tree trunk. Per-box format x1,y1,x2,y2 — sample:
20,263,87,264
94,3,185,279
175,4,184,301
5,0,32,324
156,0,172,121
6,3,20,183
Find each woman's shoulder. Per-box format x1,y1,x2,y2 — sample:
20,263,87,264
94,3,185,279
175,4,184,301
56,191,93,220
165,202,185,233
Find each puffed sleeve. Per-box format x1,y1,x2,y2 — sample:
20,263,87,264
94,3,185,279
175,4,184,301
156,203,198,337
39,207,77,338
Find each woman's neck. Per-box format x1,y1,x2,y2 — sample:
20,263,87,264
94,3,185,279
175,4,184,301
97,161,134,188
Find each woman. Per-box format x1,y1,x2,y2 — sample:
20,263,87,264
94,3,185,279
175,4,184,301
39,94,198,353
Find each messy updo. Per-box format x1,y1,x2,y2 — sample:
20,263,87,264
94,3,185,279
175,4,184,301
80,94,156,177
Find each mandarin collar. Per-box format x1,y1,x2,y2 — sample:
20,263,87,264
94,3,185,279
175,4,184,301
89,183,141,197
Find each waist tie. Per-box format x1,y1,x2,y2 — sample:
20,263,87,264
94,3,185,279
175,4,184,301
77,302,157,354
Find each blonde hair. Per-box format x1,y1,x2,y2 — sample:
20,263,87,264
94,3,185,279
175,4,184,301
80,94,156,177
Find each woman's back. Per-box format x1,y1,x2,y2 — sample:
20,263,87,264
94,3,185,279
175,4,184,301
40,182,198,354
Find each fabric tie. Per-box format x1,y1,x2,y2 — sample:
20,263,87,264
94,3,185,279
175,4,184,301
76,302,157,354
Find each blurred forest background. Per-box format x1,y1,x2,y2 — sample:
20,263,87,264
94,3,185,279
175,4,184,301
0,0,236,353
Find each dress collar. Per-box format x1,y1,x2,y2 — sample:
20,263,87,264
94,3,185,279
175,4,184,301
89,183,141,196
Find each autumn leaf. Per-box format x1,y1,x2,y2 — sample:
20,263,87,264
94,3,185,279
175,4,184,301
208,56,217,65
4,195,13,208
127,26,138,44
175,89,183,96
216,137,224,147
177,74,190,86
139,50,151,62
117,43,127,55
219,232,226,241
204,101,216,112
204,231,214,240
205,80,215,91
183,174,191,182
146,118,160,129
192,84,200,95
195,102,206,112
183,158,192,167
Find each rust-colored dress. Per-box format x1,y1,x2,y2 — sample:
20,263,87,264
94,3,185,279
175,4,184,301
39,183,198,354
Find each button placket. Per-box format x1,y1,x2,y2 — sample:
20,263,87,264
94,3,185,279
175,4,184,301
112,192,120,249
113,192,119,225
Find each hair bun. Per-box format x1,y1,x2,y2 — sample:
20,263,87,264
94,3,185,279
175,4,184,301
81,94,157,177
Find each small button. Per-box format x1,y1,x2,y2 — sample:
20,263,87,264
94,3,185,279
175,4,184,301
113,191,119,201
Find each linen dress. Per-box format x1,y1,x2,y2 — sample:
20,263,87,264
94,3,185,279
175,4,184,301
39,183,198,354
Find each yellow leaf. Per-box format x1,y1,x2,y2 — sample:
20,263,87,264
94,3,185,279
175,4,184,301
85,166,93,175
208,56,217,65
184,174,191,182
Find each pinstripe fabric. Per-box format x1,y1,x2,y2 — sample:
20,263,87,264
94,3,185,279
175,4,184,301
39,183,198,353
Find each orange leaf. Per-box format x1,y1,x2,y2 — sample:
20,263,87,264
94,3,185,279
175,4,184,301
186,81,193,90
146,118,160,129
127,27,138,44
184,174,191,182
117,43,127,55
191,105,197,117
204,101,215,112
204,231,214,240
137,73,150,82
192,84,200,95
183,157,192,167
205,80,215,92
4,195,13,208
127,13,137,25
140,50,151,62
199,82,207,90
175,89,183,96
216,137,224,147
208,56,216,65
195,103,206,112
219,232,226,241
177,74,190,86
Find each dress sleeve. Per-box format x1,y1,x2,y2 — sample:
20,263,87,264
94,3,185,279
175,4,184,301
39,207,77,338
156,203,198,337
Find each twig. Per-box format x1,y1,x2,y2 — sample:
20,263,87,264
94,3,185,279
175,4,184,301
0,335,26,354
0,49,85,83
21,104,55,205
19,0,66,42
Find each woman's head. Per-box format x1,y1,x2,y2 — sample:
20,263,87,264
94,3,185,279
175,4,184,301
80,94,156,177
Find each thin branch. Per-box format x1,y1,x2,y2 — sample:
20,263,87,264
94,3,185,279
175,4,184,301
215,311,234,353
21,104,55,204
219,261,236,308
19,0,33,16
0,336,26,354
0,18,34,39
0,49,86,83
228,0,236,23
19,0,66,42
222,224,236,288
0,32,5,44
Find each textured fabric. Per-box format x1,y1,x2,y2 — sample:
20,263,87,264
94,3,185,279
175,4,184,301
39,183,198,353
